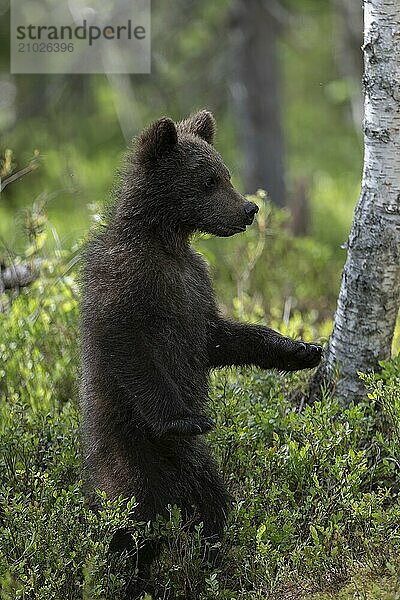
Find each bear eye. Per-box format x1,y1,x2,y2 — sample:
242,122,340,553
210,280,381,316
205,176,218,190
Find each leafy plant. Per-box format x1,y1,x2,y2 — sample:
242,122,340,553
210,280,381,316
1,207,399,598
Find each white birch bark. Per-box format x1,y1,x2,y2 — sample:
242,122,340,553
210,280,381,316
315,0,400,403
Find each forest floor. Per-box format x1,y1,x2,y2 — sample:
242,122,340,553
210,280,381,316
1,275,400,599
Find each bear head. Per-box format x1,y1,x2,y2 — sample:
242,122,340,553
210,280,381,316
133,110,259,238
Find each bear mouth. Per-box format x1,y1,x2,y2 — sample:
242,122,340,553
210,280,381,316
245,214,256,226
218,225,247,237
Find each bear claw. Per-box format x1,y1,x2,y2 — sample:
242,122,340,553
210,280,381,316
161,415,215,437
284,341,323,371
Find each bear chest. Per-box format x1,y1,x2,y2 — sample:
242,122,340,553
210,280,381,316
149,264,214,359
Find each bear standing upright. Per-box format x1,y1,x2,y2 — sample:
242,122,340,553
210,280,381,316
80,110,322,582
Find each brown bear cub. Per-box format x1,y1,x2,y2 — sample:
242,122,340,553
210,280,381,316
80,110,322,583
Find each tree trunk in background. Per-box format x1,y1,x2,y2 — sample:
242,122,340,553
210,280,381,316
230,0,286,206
311,0,400,404
331,0,364,130
289,177,310,236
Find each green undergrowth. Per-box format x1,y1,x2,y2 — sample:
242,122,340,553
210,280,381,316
0,269,400,599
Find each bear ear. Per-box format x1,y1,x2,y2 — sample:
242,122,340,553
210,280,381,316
179,110,216,145
139,117,178,160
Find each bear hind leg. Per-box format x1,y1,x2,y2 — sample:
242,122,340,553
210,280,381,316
192,459,230,566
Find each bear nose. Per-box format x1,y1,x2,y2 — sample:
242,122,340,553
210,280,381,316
244,201,259,219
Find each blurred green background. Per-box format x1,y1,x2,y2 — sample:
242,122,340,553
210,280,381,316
1,0,361,275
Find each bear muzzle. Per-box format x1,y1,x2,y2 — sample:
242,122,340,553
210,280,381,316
244,201,259,225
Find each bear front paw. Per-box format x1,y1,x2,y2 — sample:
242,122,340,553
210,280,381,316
161,415,215,437
283,341,323,371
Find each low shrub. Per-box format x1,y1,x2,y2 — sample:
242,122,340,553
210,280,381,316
1,275,399,599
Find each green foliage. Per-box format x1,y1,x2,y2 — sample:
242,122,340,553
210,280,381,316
312,574,400,600
0,0,362,262
1,251,400,598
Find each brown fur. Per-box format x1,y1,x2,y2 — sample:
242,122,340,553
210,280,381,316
80,111,322,592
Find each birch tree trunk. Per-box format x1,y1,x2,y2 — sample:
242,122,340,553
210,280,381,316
312,0,400,404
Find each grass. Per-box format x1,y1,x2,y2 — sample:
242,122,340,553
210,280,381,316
311,571,400,599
